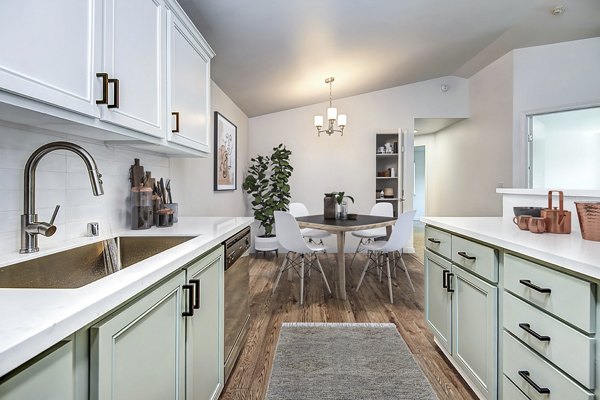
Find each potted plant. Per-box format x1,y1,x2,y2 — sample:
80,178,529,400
243,144,293,252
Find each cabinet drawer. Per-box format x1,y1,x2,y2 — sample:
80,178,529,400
503,331,593,400
424,225,451,259
504,254,595,333
503,292,594,388
451,236,498,283
502,375,530,400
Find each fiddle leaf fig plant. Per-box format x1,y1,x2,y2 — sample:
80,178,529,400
243,144,293,237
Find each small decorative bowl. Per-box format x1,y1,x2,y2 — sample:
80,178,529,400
347,213,357,220
513,207,543,218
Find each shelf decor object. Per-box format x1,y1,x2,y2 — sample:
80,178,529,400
214,112,237,191
313,77,347,136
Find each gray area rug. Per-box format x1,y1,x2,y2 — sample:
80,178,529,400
266,322,437,400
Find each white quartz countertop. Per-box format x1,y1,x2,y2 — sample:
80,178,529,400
0,216,253,378
422,217,600,282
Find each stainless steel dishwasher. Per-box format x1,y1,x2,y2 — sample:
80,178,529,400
223,226,251,382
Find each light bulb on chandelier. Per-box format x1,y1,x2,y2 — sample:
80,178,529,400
314,77,347,136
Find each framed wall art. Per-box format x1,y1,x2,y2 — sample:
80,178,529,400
214,111,237,191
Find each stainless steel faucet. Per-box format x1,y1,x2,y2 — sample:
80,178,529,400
20,142,104,253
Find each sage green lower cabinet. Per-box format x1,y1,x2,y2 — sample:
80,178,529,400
185,248,224,400
90,270,187,400
452,265,497,400
425,250,452,353
424,248,498,399
0,337,87,400
90,246,224,400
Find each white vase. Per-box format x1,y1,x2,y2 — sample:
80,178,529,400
254,235,279,252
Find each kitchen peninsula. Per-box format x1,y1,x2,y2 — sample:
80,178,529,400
423,190,600,400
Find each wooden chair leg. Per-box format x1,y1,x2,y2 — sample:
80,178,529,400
399,254,415,292
300,255,305,305
272,252,289,294
348,238,364,270
386,254,394,304
315,254,332,294
356,252,373,292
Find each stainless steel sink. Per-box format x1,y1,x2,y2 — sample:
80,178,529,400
0,236,195,289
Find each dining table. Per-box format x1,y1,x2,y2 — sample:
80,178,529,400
295,214,397,300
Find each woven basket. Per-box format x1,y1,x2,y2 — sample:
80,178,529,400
575,202,600,241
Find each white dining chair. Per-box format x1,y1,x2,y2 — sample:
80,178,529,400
288,202,332,246
355,210,416,303
273,211,332,305
348,202,394,269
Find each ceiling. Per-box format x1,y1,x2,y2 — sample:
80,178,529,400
414,118,464,135
180,0,600,117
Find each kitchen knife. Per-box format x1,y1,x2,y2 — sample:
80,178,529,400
166,179,173,203
160,178,167,204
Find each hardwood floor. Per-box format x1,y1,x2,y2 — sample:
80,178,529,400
220,247,477,400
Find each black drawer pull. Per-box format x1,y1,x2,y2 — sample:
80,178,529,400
182,284,194,317
96,72,109,104
519,279,551,294
190,279,200,309
447,273,454,293
428,237,441,244
457,251,476,260
108,78,119,108
519,323,551,342
518,370,550,394
442,269,449,288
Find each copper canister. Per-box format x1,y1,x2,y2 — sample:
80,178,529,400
541,190,571,234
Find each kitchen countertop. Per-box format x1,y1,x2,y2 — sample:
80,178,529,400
422,217,600,281
0,216,253,378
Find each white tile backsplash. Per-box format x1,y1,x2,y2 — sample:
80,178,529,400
0,123,171,254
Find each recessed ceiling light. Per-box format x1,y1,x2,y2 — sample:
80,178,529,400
552,6,565,15
413,129,418,134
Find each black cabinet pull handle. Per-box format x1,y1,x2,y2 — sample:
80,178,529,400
457,251,476,260
519,279,551,294
182,284,194,317
518,370,550,394
428,238,441,244
447,273,454,293
519,323,551,342
96,73,109,105
172,111,180,133
108,78,119,108
442,270,449,288
190,279,200,309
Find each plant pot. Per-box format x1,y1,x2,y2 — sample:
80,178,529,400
254,235,279,251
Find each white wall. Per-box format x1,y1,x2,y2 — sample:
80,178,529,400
170,81,249,217
249,76,469,250
413,146,426,219
512,37,600,187
415,52,514,217
0,123,171,254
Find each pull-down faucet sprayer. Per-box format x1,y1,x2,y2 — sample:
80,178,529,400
20,142,104,254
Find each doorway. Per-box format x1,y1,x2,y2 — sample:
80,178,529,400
412,145,426,262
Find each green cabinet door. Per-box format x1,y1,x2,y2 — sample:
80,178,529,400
424,249,452,354
185,247,224,400
0,340,77,400
90,270,186,400
452,265,497,400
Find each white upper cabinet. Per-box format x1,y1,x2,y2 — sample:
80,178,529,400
99,0,167,138
0,0,101,117
166,0,214,152
0,0,213,155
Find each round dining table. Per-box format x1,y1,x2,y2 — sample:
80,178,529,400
295,214,397,300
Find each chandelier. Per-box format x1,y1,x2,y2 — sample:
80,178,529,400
313,77,347,136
